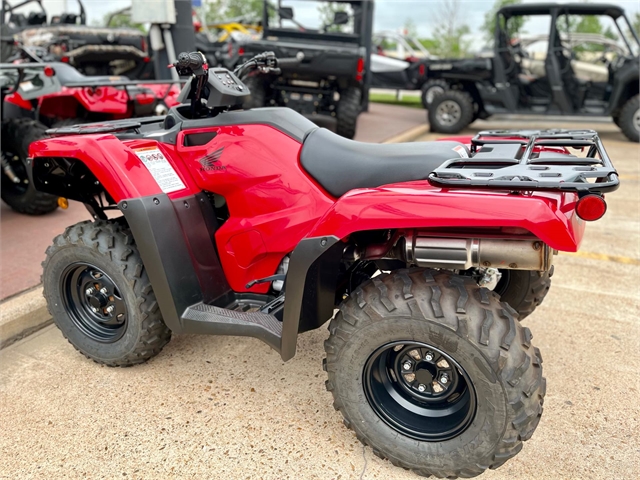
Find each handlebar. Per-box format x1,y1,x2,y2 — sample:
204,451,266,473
172,52,207,76
171,51,282,80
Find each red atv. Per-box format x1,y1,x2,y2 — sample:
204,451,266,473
29,52,619,477
1,60,179,214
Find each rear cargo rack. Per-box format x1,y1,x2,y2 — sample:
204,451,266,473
428,129,619,194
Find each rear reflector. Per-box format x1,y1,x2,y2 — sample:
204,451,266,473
44,66,55,77
575,194,607,221
356,57,364,81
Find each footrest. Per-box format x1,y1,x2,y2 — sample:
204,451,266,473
181,303,282,351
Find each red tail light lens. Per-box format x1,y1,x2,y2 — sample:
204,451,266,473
575,194,607,221
238,47,245,56
61,56,69,63
135,93,155,105
44,66,55,77
356,57,364,81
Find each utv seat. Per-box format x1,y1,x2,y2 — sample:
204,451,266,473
300,128,468,198
52,63,129,86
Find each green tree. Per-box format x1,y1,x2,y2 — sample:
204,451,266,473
205,0,262,25
317,2,350,33
633,12,640,35
481,0,524,44
100,9,146,33
430,0,471,58
403,19,418,39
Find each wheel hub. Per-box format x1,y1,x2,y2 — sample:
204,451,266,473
364,341,476,442
436,100,461,126
61,263,128,342
633,108,640,132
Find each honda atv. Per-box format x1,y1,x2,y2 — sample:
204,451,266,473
29,51,619,478
0,59,180,215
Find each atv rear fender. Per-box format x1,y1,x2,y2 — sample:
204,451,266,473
306,183,585,252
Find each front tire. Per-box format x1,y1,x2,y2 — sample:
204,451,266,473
428,90,475,134
324,269,545,478
42,220,171,366
336,87,362,139
618,94,639,142
1,119,59,215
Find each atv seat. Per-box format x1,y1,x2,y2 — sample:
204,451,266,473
300,128,468,198
53,63,129,86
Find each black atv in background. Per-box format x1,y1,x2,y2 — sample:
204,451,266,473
425,3,640,142
234,0,374,139
1,0,152,79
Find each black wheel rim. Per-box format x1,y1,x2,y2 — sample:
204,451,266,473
61,263,128,343
363,341,476,441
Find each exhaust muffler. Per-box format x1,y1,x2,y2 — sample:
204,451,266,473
404,233,552,271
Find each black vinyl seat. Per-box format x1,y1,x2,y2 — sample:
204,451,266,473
300,128,468,197
52,63,129,86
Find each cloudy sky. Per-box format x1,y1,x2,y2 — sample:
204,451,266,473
25,1,640,43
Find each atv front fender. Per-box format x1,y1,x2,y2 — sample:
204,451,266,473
29,134,192,203
306,183,585,252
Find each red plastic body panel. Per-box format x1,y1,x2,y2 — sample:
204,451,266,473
4,91,32,110
31,123,589,297
307,183,585,252
29,134,198,202
39,87,132,117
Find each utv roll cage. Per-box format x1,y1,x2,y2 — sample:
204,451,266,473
1,0,87,26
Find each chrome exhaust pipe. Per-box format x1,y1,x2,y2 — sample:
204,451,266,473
404,234,552,271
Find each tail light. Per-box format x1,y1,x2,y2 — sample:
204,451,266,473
419,64,426,77
141,37,147,53
356,57,364,82
61,56,69,63
238,46,245,56
44,66,55,77
135,93,155,105
575,194,607,221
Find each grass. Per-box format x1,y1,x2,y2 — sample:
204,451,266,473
369,92,424,109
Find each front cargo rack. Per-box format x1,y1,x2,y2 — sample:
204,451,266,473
428,129,619,194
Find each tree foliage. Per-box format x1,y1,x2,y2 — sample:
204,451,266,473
317,2,350,33
205,0,263,25
481,0,524,44
430,0,471,58
101,10,146,33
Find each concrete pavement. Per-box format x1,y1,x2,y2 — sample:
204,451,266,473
1,115,638,479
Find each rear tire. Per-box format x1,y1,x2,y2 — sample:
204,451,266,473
428,90,475,134
324,269,545,478
1,119,59,215
336,87,362,139
618,94,639,142
421,79,449,109
494,268,553,319
42,220,171,367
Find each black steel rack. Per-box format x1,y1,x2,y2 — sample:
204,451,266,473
428,129,620,194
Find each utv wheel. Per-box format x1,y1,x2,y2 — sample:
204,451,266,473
243,75,267,109
336,87,362,139
618,94,640,142
494,268,553,319
1,119,59,215
428,90,475,134
421,79,449,109
42,220,171,366
324,269,545,478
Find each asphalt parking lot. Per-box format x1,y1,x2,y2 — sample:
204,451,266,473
1,116,638,479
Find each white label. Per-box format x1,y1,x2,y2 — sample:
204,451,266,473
135,148,186,194
19,81,35,92
453,145,469,158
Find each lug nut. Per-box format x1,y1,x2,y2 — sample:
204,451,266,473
425,352,434,361
440,374,449,384
403,362,412,371
91,307,99,313
85,287,95,295
105,305,115,314
100,287,108,295
417,384,426,392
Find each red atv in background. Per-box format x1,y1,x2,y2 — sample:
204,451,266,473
28,52,619,477
1,60,180,214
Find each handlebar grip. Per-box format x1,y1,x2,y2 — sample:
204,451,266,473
176,52,204,71
276,58,301,67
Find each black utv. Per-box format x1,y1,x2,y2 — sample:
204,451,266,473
425,3,640,142
233,0,374,139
